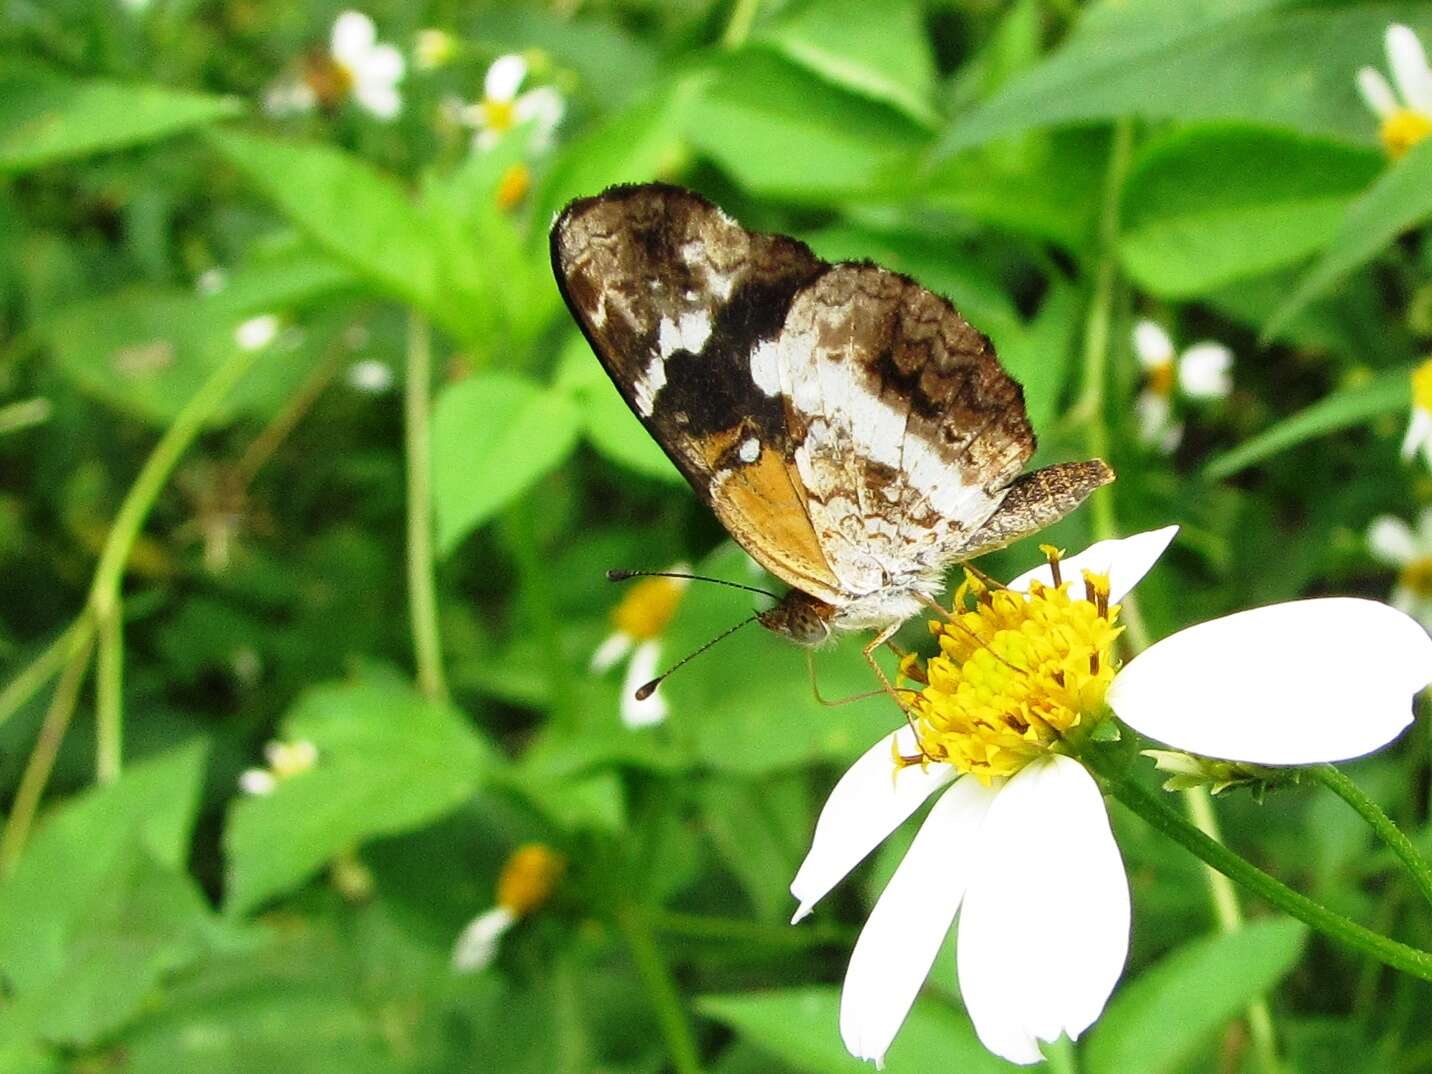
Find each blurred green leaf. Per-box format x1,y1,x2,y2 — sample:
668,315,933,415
431,371,583,553
1084,918,1307,1074
1203,368,1409,480
699,986,1027,1073
224,678,498,915
0,60,241,173
1265,136,1432,338
758,0,939,126
1119,125,1381,297
940,3,1426,154
687,52,926,202
699,775,809,922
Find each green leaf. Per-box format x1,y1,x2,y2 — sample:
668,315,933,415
699,987,1027,1073
686,51,926,202
758,0,939,126
205,128,453,334
1085,919,1307,1074
223,678,497,915
1119,125,1381,297
1265,137,1432,339
940,3,1428,154
0,60,241,173
1203,369,1409,481
431,371,583,553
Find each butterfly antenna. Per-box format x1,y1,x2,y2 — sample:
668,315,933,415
607,568,777,601
633,613,760,700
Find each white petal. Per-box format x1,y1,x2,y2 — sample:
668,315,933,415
1368,515,1417,566
485,54,528,102
1007,526,1179,606
1358,67,1399,119
957,757,1129,1065
356,42,404,86
620,639,668,728
1178,343,1233,399
331,10,376,65
238,768,276,796
591,631,634,673
1109,598,1432,764
1403,407,1432,461
234,314,279,351
840,776,999,1066
1387,24,1432,114
452,906,515,973
515,86,565,128
1132,320,1175,368
1135,390,1174,449
353,82,401,120
790,728,957,923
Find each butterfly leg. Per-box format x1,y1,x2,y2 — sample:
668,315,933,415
805,649,905,707
862,623,920,720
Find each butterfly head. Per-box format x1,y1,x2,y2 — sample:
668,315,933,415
758,590,836,648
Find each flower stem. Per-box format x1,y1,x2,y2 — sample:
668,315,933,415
1309,763,1432,911
1042,1035,1079,1074
1087,746,1432,982
0,621,87,732
404,313,449,704
721,0,760,48
652,909,857,948
616,904,706,1074
95,605,123,784
0,631,94,875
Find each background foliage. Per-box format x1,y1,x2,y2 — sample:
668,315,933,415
3,0,1432,1071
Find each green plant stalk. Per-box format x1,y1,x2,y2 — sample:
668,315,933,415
1085,746,1432,982
0,632,95,875
652,909,857,948
1042,1035,1078,1074
721,0,760,48
95,607,122,783
1310,763,1432,911
405,313,449,704
616,905,706,1074
0,620,88,732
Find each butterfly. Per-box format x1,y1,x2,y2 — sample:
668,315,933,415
550,182,1111,689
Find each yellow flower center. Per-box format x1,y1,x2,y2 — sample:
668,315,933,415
612,576,684,640
495,162,531,212
902,560,1122,782
1146,359,1176,398
266,739,318,780
304,53,354,107
481,96,517,133
1413,358,1432,414
1400,556,1432,598
1381,108,1432,159
497,844,565,916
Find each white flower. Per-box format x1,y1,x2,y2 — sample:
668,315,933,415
1369,509,1432,629
1402,359,1432,469
1357,24,1432,158
592,565,689,728
462,54,565,152
346,359,395,393
452,844,564,973
238,738,318,796
792,527,1432,1066
330,10,405,120
1132,320,1234,453
234,314,280,351
195,268,228,295
262,79,318,118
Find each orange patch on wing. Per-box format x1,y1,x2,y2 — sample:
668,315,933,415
711,447,841,601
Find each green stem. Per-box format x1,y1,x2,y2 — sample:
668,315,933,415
1086,746,1432,982
404,313,448,704
0,633,95,875
652,909,857,948
95,605,122,783
0,620,89,732
721,0,760,48
1042,1035,1079,1074
1310,763,1432,911
616,905,706,1074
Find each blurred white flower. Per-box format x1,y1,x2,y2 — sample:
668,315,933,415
462,54,565,152
591,565,689,727
263,79,318,117
794,528,1432,1066
195,268,228,295
1132,320,1233,453
1369,509,1432,629
1357,24,1432,158
235,314,281,351
330,10,406,120
1402,359,1432,469
414,28,458,71
346,358,395,393
452,844,565,973
239,739,318,796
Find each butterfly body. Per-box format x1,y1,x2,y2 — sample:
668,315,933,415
550,183,1112,648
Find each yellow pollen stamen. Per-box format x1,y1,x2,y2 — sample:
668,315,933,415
1381,108,1432,159
495,163,531,212
496,844,565,917
1146,359,1176,398
1038,543,1065,586
1413,358,1432,415
611,576,684,640
1400,556,1432,598
900,567,1122,783
482,96,517,133
303,54,354,107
